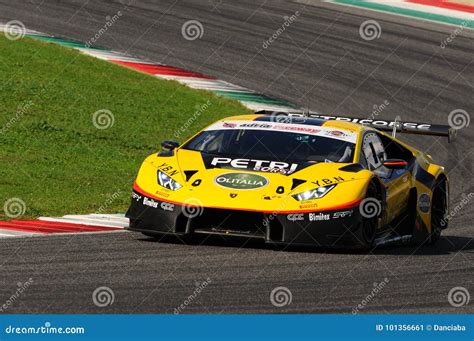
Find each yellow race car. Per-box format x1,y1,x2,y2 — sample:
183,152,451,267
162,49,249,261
126,111,455,248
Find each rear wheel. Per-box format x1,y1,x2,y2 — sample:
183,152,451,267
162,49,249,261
428,178,448,244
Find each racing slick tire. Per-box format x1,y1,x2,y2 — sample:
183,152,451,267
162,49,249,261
357,180,382,249
427,177,448,245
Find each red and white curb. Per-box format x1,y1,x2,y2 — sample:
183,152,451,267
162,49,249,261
39,213,128,228
0,214,128,238
0,23,298,112
0,23,301,238
385,0,474,19
330,0,474,28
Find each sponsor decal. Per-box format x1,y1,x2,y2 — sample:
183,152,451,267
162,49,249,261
418,193,431,213
142,196,175,212
272,125,321,135
239,123,272,129
313,176,345,187
222,122,237,128
210,157,298,175
363,132,377,145
132,192,142,202
143,197,159,208
155,190,170,198
309,114,432,130
309,212,330,221
214,172,268,190
156,162,178,177
160,202,175,212
299,203,318,209
324,130,347,138
287,213,304,222
333,210,353,219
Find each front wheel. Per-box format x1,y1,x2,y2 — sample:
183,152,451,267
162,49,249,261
357,181,382,249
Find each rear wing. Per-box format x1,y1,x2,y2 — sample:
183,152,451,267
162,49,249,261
255,110,457,143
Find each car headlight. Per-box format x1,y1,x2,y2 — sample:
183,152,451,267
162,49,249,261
292,185,336,201
157,171,182,191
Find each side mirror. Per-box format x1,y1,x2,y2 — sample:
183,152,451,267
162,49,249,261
383,159,408,169
161,140,179,151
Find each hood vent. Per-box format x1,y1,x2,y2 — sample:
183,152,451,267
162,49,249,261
184,170,198,182
291,179,306,190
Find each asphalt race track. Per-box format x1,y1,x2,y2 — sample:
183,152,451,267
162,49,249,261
0,0,472,313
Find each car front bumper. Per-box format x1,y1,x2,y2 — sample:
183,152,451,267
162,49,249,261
125,189,364,247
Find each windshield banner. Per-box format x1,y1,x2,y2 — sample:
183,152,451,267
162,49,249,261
205,120,358,143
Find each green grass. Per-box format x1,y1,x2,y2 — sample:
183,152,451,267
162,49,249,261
0,36,251,219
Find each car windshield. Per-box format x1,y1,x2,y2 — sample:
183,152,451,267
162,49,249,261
182,128,355,163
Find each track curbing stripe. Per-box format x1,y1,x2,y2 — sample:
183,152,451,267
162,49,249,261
0,23,299,237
